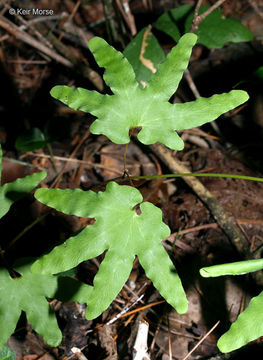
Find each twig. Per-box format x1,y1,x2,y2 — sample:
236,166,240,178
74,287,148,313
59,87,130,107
71,347,88,360
2,156,45,170
107,294,145,325
247,0,263,20
165,218,263,243
1,1,54,49
167,315,172,360
0,15,72,67
22,152,124,175
50,130,91,188
61,20,93,49
198,0,227,22
191,0,203,32
2,0,103,90
133,320,151,360
115,0,137,36
33,21,104,90
184,67,222,136
184,69,200,98
102,0,118,43
191,0,228,32
119,300,165,319
182,320,220,360
67,0,81,22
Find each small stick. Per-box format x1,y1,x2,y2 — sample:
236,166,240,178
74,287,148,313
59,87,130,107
165,218,263,244
198,0,227,23
191,0,203,32
120,300,165,319
184,69,200,98
133,320,151,360
50,130,90,188
0,15,72,67
71,347,88,360
191,0,228,32
248,0,263,20
167,315,172,360
182,320,220,360
106,294,145,325
115,0,137,36
3,156,45,170
67,0,81,22
3,1,54,49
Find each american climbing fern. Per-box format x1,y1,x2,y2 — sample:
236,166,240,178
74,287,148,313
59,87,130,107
31,34,249,323
32,181,187,319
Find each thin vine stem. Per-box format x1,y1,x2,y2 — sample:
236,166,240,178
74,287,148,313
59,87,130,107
112,172,263,183
89,172,263,191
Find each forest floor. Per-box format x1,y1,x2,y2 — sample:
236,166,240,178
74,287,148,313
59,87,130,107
1,0,263,359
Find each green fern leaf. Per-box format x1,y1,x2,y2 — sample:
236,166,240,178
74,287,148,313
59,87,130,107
50,33,249,150
0,146,92,346
218,291,263,352
32,181,188,319
0,258,92,347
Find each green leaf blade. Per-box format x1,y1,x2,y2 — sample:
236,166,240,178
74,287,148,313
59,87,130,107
86,249,135,319
172,90,249,130
0,345,16,360
33,182,188,318
89,37,138,96
25,296,62,347
0,258,92,347
146,33,197,100
200,258,263,277
0,264,61,347
31,226,108,275
137,202,187,313
50,85,104,113
185,6,253,48
218,291,263,352
15,128,47,152
153,4,193,42
35,187,97,217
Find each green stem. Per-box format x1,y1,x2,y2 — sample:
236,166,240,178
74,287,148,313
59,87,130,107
112,172,263,183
